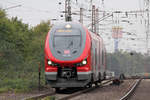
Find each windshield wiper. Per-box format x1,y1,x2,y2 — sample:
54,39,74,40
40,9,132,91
67,41,73,49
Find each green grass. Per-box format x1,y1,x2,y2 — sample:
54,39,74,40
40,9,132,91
25,96,56,100
0,87,10,93
0,78,34,93
0,70,45,93
41,96,56,100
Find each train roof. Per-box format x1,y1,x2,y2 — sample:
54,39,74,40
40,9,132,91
51,22,84,30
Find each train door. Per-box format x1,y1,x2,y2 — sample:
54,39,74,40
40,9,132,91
95,48,98,80
91,39,96,81
100,42,103,76
98,41,101,72
91,39,94,72
102,49,106,79
103,48,106,76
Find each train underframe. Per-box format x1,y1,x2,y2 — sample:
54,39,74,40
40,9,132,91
45,66,104,89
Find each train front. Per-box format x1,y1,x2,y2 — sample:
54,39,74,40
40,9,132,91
44,22,91,88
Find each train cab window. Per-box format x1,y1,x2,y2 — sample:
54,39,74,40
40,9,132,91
53,29,82,50
54,35,81,49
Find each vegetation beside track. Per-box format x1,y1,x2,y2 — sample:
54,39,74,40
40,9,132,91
107,52,150,76
0,9,51,93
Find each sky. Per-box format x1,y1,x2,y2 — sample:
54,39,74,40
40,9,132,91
0,0,143,26
0,0,146,53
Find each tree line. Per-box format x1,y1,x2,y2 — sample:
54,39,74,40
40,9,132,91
106,51,150,77
0,9,50,92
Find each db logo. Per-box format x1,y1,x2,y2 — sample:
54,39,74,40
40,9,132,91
64,50,70,54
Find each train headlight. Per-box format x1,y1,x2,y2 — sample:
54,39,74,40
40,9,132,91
65,24,71,29
48,60,52,65
82,60,87,65
47,59,59,66
75,59,87,66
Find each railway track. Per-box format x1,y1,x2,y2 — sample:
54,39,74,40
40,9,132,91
24,80,112,100
57,80,112,100
119,79,142,100
23,92,56,100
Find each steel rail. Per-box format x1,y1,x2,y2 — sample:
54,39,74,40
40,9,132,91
119,79,142,100
58,80,112,100
23,92,56,100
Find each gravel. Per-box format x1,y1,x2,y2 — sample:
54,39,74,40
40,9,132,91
72,79,135,100
0,88,54,100
129,79,150,100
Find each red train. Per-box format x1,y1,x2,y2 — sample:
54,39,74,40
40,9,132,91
45,22,106,91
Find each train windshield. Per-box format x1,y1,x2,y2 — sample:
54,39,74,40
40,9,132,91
53,29,81,49
54,35,81,49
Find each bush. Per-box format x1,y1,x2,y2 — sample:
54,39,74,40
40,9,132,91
0,9,50,93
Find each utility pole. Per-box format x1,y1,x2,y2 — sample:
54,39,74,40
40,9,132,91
96,8,99,35
145,0,150,54
101,0,105,17
90,0,93,10
92,5,96,34
79,7,83,24
65,0,72,21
